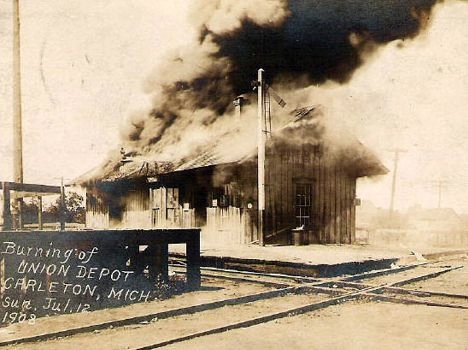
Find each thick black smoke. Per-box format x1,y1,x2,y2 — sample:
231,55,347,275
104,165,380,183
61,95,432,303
210,0,438,94
120,0,439,155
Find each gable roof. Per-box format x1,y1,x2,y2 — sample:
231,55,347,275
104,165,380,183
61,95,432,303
76,105,387,184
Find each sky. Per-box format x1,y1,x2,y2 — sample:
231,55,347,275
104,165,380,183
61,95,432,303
1,0,468,213
0,0,194,184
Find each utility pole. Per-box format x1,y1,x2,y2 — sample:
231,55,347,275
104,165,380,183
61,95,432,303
12,0,24,229
436,179,448,209
60,177,66,230
2,182,12,230
388,148,406,220
38,195,43,230
257,69,265,246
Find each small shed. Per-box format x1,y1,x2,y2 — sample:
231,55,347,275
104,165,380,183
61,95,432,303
80,106,387,245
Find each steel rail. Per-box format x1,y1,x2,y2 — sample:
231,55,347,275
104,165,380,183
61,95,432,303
132,265,464,350
134,285,382,350
382,286,468,300
0,282,325,346
361,293,468,309
189,261,427,286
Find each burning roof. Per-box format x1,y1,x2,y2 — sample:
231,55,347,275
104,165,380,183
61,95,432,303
76,105,387,184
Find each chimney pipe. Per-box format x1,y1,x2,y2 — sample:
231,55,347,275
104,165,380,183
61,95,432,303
233,95,246,121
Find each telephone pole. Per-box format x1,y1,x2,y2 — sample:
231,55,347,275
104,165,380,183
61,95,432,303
436,179,448,209
12,0,24,229
388,148,406,220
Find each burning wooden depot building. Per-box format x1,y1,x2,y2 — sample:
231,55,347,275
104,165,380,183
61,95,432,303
79,104,387,246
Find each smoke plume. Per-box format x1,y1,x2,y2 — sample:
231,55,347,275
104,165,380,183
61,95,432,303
117,0,439,168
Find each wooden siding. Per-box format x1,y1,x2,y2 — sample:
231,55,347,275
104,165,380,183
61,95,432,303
265,144,357,244
150,187,195,228
85,143,358,244
200,143,358,245
122,188,150,228
86,188,109,229
86,211,109,229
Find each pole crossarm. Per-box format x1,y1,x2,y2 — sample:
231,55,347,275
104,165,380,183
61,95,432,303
0,181,61,195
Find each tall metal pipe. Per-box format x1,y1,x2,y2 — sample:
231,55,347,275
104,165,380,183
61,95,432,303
257,69,265,246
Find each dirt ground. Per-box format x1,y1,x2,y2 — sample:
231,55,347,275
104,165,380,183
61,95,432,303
162,300,467,350
162,259,468,350
2,257,467,350
0,277,272,343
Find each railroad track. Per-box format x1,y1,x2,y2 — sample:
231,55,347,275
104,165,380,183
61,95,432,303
2,260,466,349
169,260,429,286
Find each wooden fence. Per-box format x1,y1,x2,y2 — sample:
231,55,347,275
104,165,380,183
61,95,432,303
206,206,244,244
